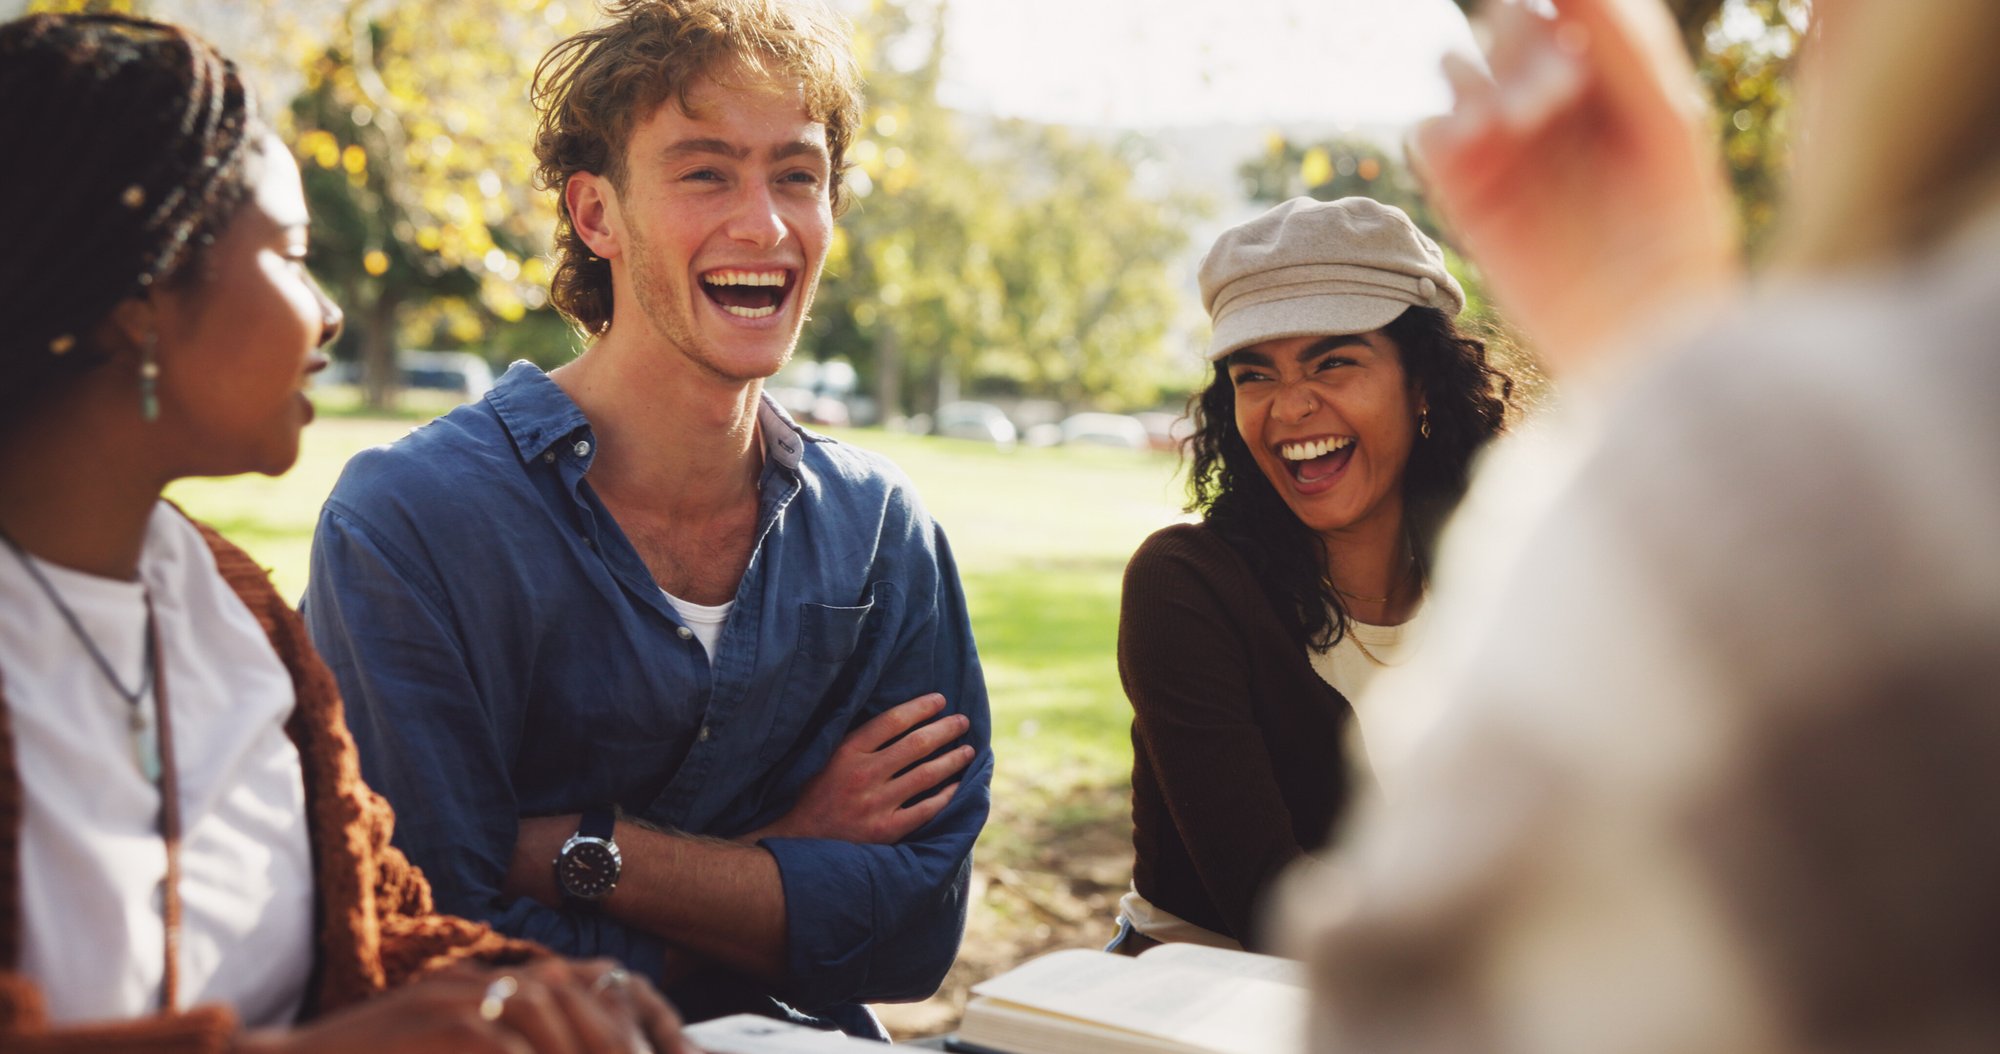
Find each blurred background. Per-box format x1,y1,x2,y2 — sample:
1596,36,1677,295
7,0,1808,1038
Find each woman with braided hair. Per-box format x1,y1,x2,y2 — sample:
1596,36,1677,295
0,13,687,1053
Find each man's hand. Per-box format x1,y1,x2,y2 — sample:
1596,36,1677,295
742,693,974,845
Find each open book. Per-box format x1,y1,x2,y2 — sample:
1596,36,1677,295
683,1013,883,1052
951,943,1308,1054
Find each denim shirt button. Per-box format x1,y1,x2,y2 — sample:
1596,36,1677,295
541,451,555,464
697,725,711,742
573,440,591,458
676,626,694,640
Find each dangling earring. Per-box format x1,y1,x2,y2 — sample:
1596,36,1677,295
1418,405,1431,440
139,331,160,423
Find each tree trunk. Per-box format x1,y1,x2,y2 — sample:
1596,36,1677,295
875,328,904,427
360,287,403,413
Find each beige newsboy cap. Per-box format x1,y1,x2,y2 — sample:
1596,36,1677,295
1199,196,1464,361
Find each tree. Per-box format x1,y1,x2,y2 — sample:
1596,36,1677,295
805,0,997,422
809,0,1198,420
981,123,1193,411
286,0,587,409
1237,136,1498,328
48,0,1201,417
1238,134,1438,235
29,0,586,410
1699,0,1809,255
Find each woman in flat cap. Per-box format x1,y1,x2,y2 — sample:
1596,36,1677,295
1112,196,1513,953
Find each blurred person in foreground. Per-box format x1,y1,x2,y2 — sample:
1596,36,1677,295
0,13,686,1053
1112,197,1512,954
1287,0,2000,1051
301,0,989,1037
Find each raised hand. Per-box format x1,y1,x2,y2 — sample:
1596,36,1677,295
743,692,975,845
1411,0,1740,374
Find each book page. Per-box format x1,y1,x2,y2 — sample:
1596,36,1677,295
968,948,1305,1054
1137,942,1308,987
683,1013,882,1053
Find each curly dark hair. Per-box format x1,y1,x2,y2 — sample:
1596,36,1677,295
530,0,864,337
0,12,259,433
1186,306,1513,649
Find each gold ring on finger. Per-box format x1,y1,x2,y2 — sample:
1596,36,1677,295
478,975,519,1022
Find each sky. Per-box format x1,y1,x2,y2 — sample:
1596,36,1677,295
934,0,1480,130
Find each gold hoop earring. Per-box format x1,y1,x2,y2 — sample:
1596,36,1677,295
139,332,160,423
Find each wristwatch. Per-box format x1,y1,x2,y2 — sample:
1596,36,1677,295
554,807,622,906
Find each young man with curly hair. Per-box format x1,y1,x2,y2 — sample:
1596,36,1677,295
303,1,989,1037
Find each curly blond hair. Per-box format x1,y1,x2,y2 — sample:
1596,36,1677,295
530,0,863,337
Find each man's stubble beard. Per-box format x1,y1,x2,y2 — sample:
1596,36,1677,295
624,221,815,386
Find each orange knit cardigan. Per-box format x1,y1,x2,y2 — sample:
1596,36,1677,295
0,518,541,1051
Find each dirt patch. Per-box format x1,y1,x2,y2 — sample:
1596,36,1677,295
875,781,1133,1041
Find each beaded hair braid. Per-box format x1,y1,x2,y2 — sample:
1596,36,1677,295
0,13,259,429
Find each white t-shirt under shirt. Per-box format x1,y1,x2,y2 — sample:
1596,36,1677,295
661,589,732,661
1310,602,1429,780
0,502,314,1026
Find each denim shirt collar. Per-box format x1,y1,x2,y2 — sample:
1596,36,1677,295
487,359,814,474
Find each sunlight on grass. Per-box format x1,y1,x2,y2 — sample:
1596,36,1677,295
165,415,423,602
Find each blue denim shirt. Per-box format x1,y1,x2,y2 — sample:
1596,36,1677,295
301,363,992,1028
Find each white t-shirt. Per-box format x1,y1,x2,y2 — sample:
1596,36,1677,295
662,589,732,662
1309,602,1430,779
0,503,314,1025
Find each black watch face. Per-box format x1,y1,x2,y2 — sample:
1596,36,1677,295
558,839,620,900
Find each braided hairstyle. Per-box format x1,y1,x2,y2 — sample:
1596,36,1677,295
0,13,259,432
1185,306,1513,650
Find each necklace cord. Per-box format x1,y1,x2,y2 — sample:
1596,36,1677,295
1,533,155,704
148,595,182,1012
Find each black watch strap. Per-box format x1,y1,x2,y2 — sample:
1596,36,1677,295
578,805,616,842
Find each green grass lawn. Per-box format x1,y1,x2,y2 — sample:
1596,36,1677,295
166,397,1190,796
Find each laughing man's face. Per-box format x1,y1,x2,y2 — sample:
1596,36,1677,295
603,66,833,382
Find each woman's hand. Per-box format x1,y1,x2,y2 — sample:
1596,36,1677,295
236,958,695,1054
1411,0,1740,374
742,692,974,845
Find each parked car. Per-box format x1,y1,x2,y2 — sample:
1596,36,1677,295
933,401,1018,450
1059,412,1150,450
767,357,859,426
324,351,494,403
1132,410,1195,452
401,350,495,401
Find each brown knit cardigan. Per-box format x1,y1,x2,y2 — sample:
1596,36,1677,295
0,517,541,1051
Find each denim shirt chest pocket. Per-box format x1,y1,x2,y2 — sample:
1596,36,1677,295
754,583,890,765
